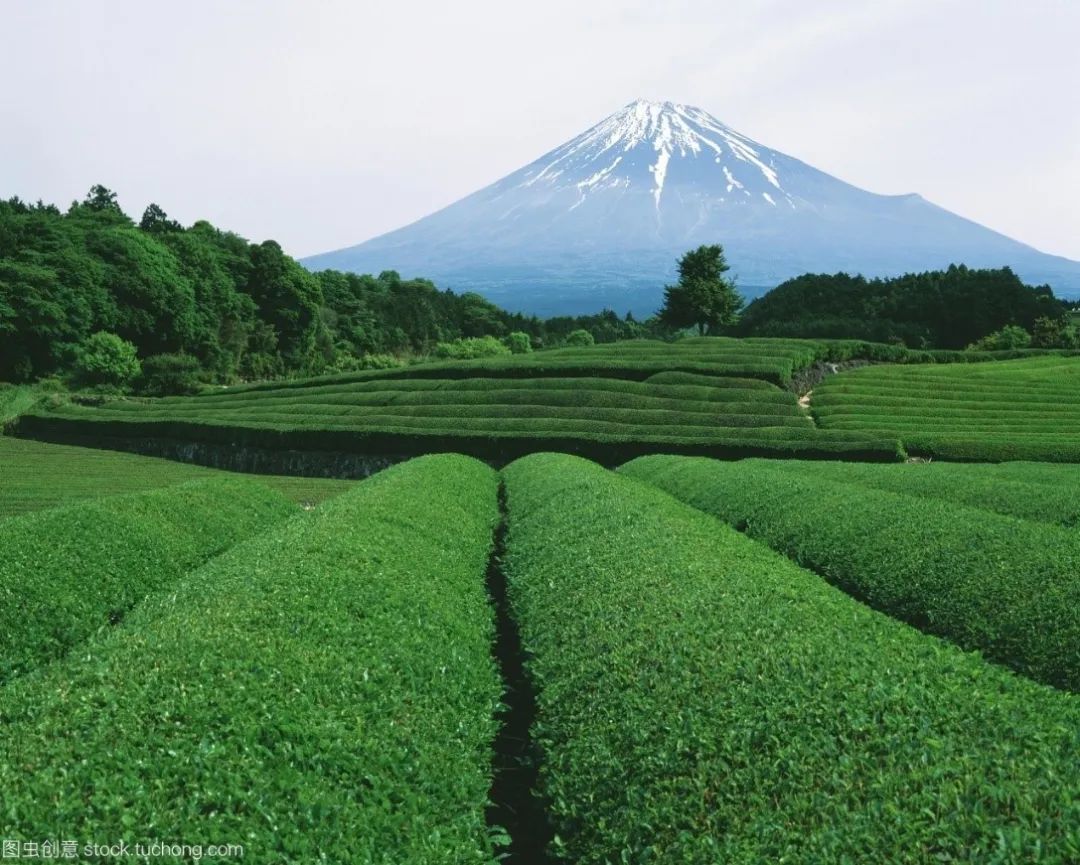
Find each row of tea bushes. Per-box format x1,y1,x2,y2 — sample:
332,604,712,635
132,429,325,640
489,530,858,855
502,454,1080,863
771,458,1080,526
619,456,1080,690
0,455,503,862
813,356,1080,461
0,477,296,684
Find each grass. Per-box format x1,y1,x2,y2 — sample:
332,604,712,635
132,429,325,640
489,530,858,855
0,455,503,863
0,477,296,684
503,453,1080,863
0,437,355,517
620,455,1080,690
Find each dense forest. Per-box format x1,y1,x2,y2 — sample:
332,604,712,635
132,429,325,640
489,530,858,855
736,266,1070,349
0,187,649,391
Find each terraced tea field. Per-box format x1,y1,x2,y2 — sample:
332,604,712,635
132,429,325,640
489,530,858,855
12,338,1080,465
2,453,1078,862
814,355,1080,460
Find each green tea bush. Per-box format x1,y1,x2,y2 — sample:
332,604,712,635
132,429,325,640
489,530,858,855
620,456,1080,690
18,410,903,463
0,477,296,683
0,455,502,863
503,453,1080,863
773,459,1080,525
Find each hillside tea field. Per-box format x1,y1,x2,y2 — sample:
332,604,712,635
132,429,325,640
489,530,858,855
12,338,1080,464
1,449,1078,862
814,355,1080,461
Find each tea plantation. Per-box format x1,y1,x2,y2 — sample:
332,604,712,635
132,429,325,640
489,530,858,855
12,338,1080,463
2,336,1080,861
814,355,1080,460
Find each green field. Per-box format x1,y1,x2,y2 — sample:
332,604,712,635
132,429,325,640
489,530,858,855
814,355,1080,460
505,454,1079,862
17,371,902,461
0,437,354,517
0,456,502,862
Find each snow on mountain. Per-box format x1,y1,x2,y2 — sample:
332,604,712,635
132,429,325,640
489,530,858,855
303,100,1080,314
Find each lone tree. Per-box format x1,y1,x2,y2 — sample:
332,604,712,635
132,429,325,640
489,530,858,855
658,244,744,335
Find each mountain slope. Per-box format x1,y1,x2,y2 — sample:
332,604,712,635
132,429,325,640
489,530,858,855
303,100,1080,314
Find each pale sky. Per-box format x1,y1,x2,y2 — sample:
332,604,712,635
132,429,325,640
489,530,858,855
3,0,1078,261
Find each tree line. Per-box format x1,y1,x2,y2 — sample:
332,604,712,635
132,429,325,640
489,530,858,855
2,187,1075,393
0,187,652,392
734,265,1073,349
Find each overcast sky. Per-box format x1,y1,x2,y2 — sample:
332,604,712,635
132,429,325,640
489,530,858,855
3,0,1078,261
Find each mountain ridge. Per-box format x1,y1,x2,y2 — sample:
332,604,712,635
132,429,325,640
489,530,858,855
303,100,1080,313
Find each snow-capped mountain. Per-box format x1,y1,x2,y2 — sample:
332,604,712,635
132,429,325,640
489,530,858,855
303,99,1080,314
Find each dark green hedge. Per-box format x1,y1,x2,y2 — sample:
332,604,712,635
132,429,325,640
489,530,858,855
503,453,1080,863
620,456,1080,690
0,477,295,684
16,412,904,464
0,455,502,862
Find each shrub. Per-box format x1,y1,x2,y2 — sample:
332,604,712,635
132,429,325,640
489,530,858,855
503,331,533,354
773,458,1080,526
71,331,141,389
563,328,595,346
967,324,1032,350
137,352,203,396
433,335,511,360
503,453,1080,862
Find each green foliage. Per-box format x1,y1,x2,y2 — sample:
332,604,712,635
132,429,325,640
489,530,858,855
620,455,1080,690
738,264,1063,348
0,455,501,863
0,437,354,518
433,335,512,359
563,328,595,346
504,453,1080,863
71,330,141,389
0,477,295,684
658,244,743,335
967,323,1032,350
137,352,203,396
503,330,533,354
0,189,677,384
23,336,1080,463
